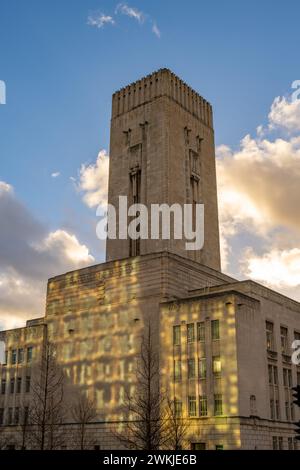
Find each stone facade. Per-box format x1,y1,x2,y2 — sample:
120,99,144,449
0,69,299,450
107,68,221,271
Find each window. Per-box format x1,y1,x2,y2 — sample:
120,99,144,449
214,394,223,416
295,331,300,342
250,395,257,416
173,326,181,346
188,396,196,417
1,379,6,395
268,364,278,385
294,439,298,451
174,360,182,381
278,437,283,450
272,436,278,450
24,407,29,425
8,408,13,425
275,400,280,420
283,368,293,421
11,349,17,365
188,358,196,379
187,324,195,343
0,408,4,425
270,399,275,420
27,347,33,363
198,358,206,379
191,443,206,450
288,437,293,450
266,321,275,350
18,348,24,364
17,377,22,394
215,445,223,450
10,377,15,394
197,322,205,342
291,402,295,421
174,399,182,417
280,326,288,354
25,375,31,393
211,320,220,340
199,396,207,416
283,368,292,388
14,407,19,425
212,356,222,376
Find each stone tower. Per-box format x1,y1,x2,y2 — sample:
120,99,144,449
106,68,221,271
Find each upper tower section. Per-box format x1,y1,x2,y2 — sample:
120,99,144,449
111,68,213,128
106,69,221,271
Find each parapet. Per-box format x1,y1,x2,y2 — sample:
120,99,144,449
112,68,213,128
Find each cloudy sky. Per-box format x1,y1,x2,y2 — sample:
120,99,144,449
0,0,300,329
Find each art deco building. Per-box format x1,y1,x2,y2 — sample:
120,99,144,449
1,69,300,450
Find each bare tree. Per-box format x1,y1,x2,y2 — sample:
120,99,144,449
163,396,189,450
71,394,97,449
29,341,66,450
0,425,11,450
116,324,167,450
18,402,30,449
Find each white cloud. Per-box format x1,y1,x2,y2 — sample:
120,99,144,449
114,3,160,37
217,134,300,238
217,89,300,298
152,22,161,38
268,95,300,132
51,171,60,178
115,3,145,23
0,181,94,330
35,230,94,265
87,13,115,29
0,181,13,194
243,248,300,290
77,150,109,209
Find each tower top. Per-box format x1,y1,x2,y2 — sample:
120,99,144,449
112,68,213,128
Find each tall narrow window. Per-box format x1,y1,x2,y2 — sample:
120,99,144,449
129,166,141,257
250,395,257,416
27,346,33,363
11,349,17,365
199,396,207,416
174,399,182,417
198,358,207,379
1,379,6,395
8,408,13,425
280,327,288,354
211,320,220,340
283,368,293,421
188,396,197,417
25,375,31,393
197,322,205,342
212,356,222,376
174,360,182,381
18,348,24,364
173,325,181,346
214,394,223,416
187,323,195,343
188,358,196,379
266,322,275,351
14,407,19,425
190,176,199,232
269,364,280,420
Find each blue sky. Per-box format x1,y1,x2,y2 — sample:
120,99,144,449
1,0,300,328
